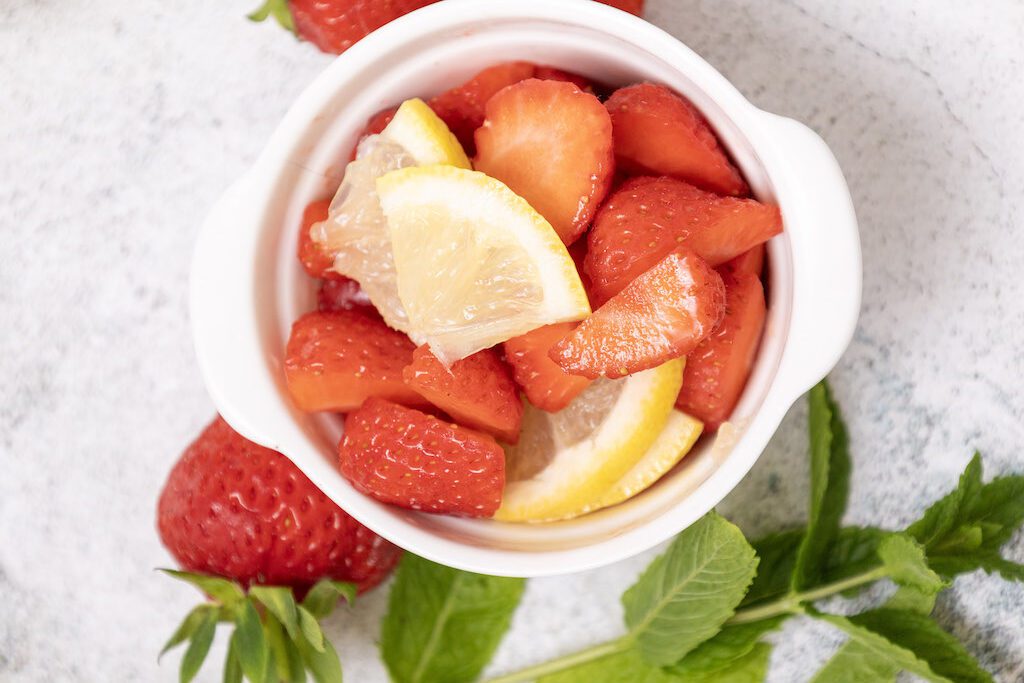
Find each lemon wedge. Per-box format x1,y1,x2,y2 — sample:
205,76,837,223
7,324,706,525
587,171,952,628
495,358,684,522
311,99,470,332
376,165,591,364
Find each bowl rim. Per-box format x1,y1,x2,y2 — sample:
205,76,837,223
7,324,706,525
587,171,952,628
190,0,861,576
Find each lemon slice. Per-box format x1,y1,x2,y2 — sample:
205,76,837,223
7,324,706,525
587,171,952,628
376,165,591,364
311,99,470,332
495,358,683,522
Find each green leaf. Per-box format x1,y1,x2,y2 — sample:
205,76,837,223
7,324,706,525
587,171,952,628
160,569,245,606
741,529,802,607
179,607,218,683
381,554,526,683
224,635,243,683
810,585,936,683
234,598,269,683
622,512,758,666
907,454,1024,581
792,381,851,591
690,643,771,683
536,647,680,683
265,613,306,683
298,605,325,653
251,585,300,640
296,631,344,683
160,604,216,659
877,535,946,594
821,526,889,586
808,607,994,683
247,0,296,33
667,615,787,675
302,580,357,620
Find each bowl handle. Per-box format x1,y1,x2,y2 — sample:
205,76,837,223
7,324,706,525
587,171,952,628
189,178,294,450
761,114,862,400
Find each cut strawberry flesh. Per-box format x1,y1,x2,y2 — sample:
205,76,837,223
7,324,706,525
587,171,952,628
297,199,344,280
720,244,766,279
585,176,781,303
348,105,399,161
605,83,748,196
551,249,726,379
428,61,537,154
474,79,614,246
403,345,523,443
504,323,593,412
317,277,376,314
676,272,766,430
338,398,505,517
284,310,427,412
533,66,593,92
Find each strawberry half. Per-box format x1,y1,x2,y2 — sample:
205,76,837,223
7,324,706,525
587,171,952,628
551,249,726,379
297,198,344,280
287,0,439,55
284,310,427,412
584,176,781,303
676,272,766,430
605,83,748,196
429,61,537,154
504,323,593,412
339,398,505,516
403,345,523,443
474,79,614,246
721,244,767,279
349,105,399,160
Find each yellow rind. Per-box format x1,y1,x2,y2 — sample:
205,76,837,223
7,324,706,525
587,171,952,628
381,98,471,169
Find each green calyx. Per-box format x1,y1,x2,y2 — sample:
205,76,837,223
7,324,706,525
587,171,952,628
248,0,296,34
158,570,356,683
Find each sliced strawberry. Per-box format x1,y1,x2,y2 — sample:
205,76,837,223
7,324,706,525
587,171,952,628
284,310,427,412
534,66,593,91
605,83,748,196
474,79,614,245
504,323,593,412
339,398,505,516
720,244,766,278
428,61,537,154
289,0,439,55
349,105,399,161
297,199,345,280
596,0,644,14
585,176,781,303
676,272,766,430
551,249,725,379
317,277,375,314
403,345,523,443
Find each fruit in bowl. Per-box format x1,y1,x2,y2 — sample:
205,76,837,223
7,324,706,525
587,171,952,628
281,63,782,523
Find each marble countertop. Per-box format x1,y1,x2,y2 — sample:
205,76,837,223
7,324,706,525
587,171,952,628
2,1,1022,681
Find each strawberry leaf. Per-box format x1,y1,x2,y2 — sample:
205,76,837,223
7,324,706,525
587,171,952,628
250,585,300,640
381,554,526,683
298,604,326,652
248,0,296,34
160,604,216,660
622,511,758,666
296,632,344,683
791,381,851,591
234,598,269,683
302,579,357,619
265,613,306,683
224,635,243,683
179,607,218,683
160,569,245,606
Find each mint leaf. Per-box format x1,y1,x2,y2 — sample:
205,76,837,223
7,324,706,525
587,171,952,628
250,585,300,640
810,585,937,683
179,606,218,683
821,526,889,586
877,535,946,594
303,580,357,619
296,633,344,683
792,381,851,591
234,598,269,683
622,512,758,666
908,454,1024,581
537,648,680,682
667,615,786,675
159,569,245,606
381,554,525,683
691,643,771,683
808,607,993,682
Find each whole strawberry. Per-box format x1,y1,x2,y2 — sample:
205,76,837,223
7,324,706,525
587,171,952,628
158,417,402,682
158,416,401,593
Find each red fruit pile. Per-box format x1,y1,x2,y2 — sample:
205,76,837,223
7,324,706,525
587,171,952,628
283,62,780,521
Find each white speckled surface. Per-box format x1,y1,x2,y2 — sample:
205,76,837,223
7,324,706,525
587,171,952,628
2,1,1023,681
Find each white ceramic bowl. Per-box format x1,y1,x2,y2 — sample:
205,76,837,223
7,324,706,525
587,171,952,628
190,0,861,577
